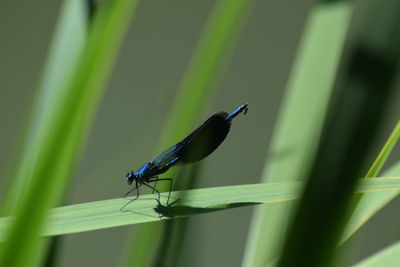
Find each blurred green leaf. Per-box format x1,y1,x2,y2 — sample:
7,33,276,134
0,1,89,266
277,0,400,263
243,2,353,266
353,241,400,267
341,121,400,241
1,0,87,216
0,1,138,267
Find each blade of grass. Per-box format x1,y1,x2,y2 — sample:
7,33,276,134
120,0,255,267
365,121,400,178
1,0,88,216
243,2,353,266
0,1,138,267
277,0,400,264
1,1,89,267
1,178,400,240
341,121,400,241
352,240,400,267
8,1,90,267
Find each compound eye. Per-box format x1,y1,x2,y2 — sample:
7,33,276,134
125,171,134,185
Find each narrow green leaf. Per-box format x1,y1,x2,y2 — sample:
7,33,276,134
1,178,399,241
0,1,138,267
0,1,89,267
243,2,353,266
1,0,87,216
342,122,400,242
365,121,400,178
277,0,400,262
338,0,400,256
353,241,400,267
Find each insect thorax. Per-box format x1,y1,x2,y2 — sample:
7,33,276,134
136,162,159,181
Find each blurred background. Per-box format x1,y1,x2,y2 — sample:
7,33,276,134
1,0,400,266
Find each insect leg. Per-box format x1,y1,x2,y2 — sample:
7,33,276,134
123,180,140,198
142,182,162,203
151,176,158,194
123,188,135,198
120,181,140,211
148,178,173,205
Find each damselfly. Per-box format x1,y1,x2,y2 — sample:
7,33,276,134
123,104,248,207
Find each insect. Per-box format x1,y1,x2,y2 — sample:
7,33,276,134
123,103,248,207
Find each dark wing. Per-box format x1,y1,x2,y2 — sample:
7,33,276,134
150,142,184,167
179,112,230,163
151,111,231,166
149,120,207,167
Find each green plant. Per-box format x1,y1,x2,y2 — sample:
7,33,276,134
1,0,400,267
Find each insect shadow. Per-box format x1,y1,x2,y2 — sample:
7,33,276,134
119,191,179,213
153,199,258,218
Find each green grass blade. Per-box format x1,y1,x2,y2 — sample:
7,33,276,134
341,163,400,242
341,121,400,241
243,2,353,266
353,241,400,267
0,1,89,266
120,0,255,266
277,0,400,264
1,0,88,216
365,121,400,178
1,178,400,240
0,1,138,267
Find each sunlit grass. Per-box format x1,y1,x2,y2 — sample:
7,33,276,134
0,0,399,267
